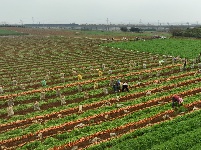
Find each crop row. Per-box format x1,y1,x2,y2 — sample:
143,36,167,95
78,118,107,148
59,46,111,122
87,104,201,150
1,79,200,149
0,68,196,129
53,98,201,150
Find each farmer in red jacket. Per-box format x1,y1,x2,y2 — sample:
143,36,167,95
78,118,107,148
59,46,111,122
172,95,183,108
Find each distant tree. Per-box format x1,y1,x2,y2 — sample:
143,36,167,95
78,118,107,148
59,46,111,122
169,28,183,37
169,26,201,38
143,28,156,31
130,27,141,33
120,27,128,32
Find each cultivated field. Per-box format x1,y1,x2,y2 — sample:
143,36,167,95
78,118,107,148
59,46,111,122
0,27,201,150
0,29,28,36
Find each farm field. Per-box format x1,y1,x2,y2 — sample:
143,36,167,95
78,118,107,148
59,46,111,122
0,27,201,150
79,30,170,38
0,28,28,36
105,38,201,59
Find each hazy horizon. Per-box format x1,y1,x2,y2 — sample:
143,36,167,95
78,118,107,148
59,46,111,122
0,0,201,25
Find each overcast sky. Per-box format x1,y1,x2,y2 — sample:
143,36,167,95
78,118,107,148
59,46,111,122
0,0,200,25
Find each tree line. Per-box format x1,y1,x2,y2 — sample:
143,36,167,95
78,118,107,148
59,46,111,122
120,26,156,33
170,26,201,38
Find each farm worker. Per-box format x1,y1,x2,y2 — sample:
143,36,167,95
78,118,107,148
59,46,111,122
47,70,51,75
122,82,129,92
34,101,40,111
146,90,151,96
7,106,14,116
116,79,121,92
12,79,17,86
190,63,194,69
179,65,183,71
72,70,77,75
120,81,123,90
61,73,65,83
103,87,108,95
41,80,46,87
77,74,82,80
60,73,65,78
94,82,98,89
37,132,43,140
156,70,161,77
129,66,133,71
172,95,183,108
61,76,65,83
173,56,179,63
0,86,3,94
159,60,164,66
112,81,118,93
197,52,201,62
198,62,201,69
172,57,175,64
98,70,103,77
77,84,83,92
55,88,61,97
136,81,141,86
60,95,66,105
133,61,137,67
84,91,89,99
90,137,101,144
7,97,14,107
45,74,50,80
102,101,111,107
102,63,106,70
89,67,94,74
40,91,46,100
116,94,120,101
20,84,26,90
139,74,143,80
183,58,187,70
129,61,133,67
176,55,181,61
109,78,114,86
154,79,160,84
108,69,112,74
194,69,201,75
78,105,83,112
143,63,146,69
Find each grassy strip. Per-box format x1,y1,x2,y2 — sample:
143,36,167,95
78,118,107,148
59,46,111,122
80,30,165,37
189,142,201,150
0,29,28,36
104,38,201,59
149,126,201,150
88,108,201,150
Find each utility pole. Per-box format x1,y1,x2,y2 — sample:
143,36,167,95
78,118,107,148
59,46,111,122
157,20,160,30
20,20,23,25
32,17,34,24
186,22,189,28
106,18,109,31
